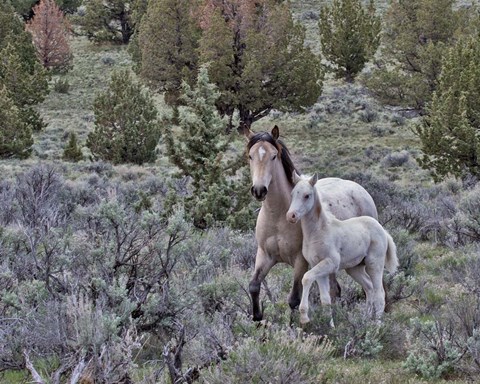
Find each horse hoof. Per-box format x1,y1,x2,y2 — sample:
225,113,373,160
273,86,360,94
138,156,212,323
253,314,263,322
300,316,310,324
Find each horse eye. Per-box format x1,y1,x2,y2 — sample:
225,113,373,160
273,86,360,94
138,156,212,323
249,155,253,160
304,194,310,199
272,154,277,161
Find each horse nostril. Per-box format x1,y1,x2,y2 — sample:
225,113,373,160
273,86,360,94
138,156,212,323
251,186,268,200
260,186,267,198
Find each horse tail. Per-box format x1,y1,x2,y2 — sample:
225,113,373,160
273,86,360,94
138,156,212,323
385,232,399,273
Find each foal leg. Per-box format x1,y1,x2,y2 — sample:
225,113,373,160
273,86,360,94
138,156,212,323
249,248,276,321
365,253,386,319
318,276,335,328
299,258,338,324
346,265,374,309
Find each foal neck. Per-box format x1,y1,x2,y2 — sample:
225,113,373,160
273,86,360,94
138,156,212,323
306,187,330,227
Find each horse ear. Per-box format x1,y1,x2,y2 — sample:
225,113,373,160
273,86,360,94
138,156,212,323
292,170,301,184
309,173,318,186
271,125,280,140
241,125,254,140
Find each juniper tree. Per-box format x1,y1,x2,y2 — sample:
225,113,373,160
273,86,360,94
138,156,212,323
0,86,33,159
0,42,49,131
165,66,254,228
82,0,134,43
63,131,83,162
199,0,323,132
27,0,73,72
87,70,160,164
416,37,480,181
365,0,470,113
319,0,380,82
136,0,200,106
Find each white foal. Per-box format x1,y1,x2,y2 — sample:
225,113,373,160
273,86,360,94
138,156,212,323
286,173,398,326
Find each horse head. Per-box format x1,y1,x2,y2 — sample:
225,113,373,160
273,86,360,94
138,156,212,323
244,126,285,201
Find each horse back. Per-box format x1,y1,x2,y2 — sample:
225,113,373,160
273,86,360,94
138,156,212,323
315,178,378,220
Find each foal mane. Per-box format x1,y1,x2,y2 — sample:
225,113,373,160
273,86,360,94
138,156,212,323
247,132,300,185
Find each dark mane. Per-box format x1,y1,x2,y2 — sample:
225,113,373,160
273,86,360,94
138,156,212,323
247,132,300,184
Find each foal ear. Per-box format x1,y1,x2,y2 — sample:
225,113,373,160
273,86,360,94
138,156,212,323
271,125,280,140
292,170,302,184
309,173,318,186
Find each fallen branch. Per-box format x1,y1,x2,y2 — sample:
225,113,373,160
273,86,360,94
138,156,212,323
23,349,46,384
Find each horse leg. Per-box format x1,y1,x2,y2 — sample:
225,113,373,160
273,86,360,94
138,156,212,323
364,251,386,319
329,273,341,303
346,265,374,310
288,257,309,311
249,248,276,321
299,258,337,324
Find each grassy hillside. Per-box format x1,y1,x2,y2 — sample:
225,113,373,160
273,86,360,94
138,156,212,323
1,1,480,383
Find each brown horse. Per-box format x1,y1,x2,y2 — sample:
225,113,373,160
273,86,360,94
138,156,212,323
246,126,378,321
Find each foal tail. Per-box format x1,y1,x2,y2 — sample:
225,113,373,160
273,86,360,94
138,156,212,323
385,232,399,273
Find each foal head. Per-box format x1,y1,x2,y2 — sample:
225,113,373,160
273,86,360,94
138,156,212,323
245,126,297,201
286,173,319,224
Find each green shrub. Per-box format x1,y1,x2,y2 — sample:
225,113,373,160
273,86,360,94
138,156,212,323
404,318,463,380
62,131,83,162
53,78,70,93
202,327,334,383
87,69,161,165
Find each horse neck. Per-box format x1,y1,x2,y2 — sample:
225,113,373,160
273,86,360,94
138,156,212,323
262,162,292,214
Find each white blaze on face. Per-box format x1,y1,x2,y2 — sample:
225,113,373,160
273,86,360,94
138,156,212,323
258,146,267,161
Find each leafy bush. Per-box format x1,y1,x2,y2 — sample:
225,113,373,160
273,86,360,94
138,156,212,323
53,78,70,93
202,326,334,383
404,318,463,379
381,150,410,168
62,131,83,162
87,70,161,165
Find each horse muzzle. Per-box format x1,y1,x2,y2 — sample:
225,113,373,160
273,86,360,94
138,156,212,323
251,185,268,201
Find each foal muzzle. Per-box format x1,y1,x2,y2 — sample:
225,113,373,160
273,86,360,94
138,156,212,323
286,210,299,224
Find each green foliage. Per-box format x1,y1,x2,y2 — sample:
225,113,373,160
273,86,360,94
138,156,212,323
81,0,134,43
199,0,323,131
62,131,83,162
9,0,37,19
53,77,70,93
404,318,462,379
136,0,200,105
0,3,49,132
318,0,381,82
87,69,161,164
202,326,334,383
165,66,254,228
11,0,81,17
0,86,33,159
416,37,480,181
365,0,468,112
